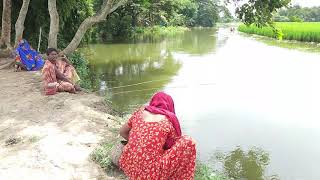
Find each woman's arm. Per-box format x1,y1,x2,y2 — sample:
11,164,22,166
55,66,73,84
119,123,131,141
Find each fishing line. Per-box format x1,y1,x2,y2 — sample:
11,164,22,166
111,83,216,95
108,78,171,90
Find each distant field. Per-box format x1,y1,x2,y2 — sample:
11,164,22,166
238,22,320,43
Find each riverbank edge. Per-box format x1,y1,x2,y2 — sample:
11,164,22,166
0,67,125,179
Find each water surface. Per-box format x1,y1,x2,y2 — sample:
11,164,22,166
86,27,320,179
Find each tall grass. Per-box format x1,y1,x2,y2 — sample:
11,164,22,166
238,22,320,42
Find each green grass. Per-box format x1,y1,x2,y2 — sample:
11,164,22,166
91,142,114,169
238,22,320,42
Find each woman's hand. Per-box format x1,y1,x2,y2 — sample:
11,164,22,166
119,123,131,141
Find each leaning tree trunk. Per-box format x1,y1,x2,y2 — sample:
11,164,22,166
61,0,126,55
48,0,59,49
0,0,12,49
15,0,31,46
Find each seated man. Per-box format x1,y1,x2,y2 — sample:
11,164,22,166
42,48,81,95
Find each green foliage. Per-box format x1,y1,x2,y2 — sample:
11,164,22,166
238,22,320,42
68,51,93,89
196,0,219,27
288,15,303,22
277,5,320,22
91,142,114,169
1,0,93,52
91,140,127,178
57,0,94,48
219,6,234,23
2,0,293,50
234,0,291,27
93,0,221,42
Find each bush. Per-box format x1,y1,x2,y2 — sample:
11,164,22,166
68,51,92,89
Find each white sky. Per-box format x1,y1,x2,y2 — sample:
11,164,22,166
292,0,320,7
225,0,320,16
225,0,320,10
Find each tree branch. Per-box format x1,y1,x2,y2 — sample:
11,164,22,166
62,0,127,55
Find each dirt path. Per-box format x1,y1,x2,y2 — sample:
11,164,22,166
0,69,124,180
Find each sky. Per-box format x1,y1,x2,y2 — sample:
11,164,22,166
225,0,320,16
292,0,320,7
225,0,320,10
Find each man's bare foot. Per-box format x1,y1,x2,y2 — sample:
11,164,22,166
75,85,82,91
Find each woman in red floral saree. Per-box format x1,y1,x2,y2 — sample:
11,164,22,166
119,92,197,179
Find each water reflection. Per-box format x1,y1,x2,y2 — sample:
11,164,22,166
85,27,320,179
214,147,278,180
86,28,220,112
87,44,182,112
168,28,219,55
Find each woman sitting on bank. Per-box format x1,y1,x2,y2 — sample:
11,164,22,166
119,92,196,179
42,48,81,95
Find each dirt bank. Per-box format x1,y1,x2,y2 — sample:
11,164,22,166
0,69,125,180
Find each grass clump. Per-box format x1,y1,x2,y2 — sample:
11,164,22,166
91,142,114,169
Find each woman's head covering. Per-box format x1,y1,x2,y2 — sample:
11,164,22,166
145,92,182,149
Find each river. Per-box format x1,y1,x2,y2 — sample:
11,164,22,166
85,27,320,180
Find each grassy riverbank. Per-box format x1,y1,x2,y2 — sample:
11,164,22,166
238,22,320,42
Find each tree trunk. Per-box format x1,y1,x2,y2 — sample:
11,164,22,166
15,0,31,46
0,0,12,49
62,0,126,55
48,0,59,49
